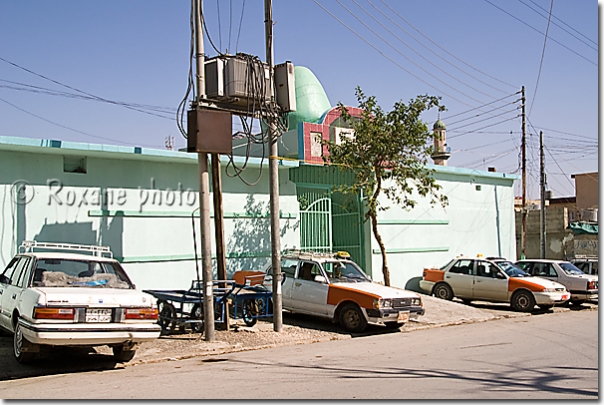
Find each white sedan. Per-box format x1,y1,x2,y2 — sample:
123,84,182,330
0,241,161,363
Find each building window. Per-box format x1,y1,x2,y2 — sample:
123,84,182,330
63,156,87,174
310,132,323,157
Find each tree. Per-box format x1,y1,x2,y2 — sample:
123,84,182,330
324,87,448,286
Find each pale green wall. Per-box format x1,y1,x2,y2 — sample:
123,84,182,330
369,166,518,290
0,137,300,291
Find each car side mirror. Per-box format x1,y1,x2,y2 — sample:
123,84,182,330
314,275,327,284
0,274,9,284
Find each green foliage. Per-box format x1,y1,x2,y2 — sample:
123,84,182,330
324,87,448,220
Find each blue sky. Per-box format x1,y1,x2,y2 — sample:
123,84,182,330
0,1,598,199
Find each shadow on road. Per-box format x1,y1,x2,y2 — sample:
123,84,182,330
280,311,408,338
0,334,121,382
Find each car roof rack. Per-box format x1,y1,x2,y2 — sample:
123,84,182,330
18,240,113,258
570,254,598,261
281,249,351,261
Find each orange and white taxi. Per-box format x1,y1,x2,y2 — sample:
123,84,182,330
419,255,570,312
263,251,424,332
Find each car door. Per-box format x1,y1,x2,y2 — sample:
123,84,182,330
0,257,31,331
471,260,508,301
444,259,474,298
290,261,329,315
263,259,297,309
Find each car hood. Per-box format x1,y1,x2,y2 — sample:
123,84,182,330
34,287,155,307
516,276,566,290
332,281,419,298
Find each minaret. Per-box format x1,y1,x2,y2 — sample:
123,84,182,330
431,115,451,166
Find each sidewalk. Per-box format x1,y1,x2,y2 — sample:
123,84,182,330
116,295,589,366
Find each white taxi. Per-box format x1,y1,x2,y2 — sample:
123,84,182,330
264,251,425,332
420,255,570,312
0,241,161,363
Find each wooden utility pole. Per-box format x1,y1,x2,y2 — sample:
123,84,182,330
540,131,546,259
193,0,215,341
521,86,527,260
264,0,283,332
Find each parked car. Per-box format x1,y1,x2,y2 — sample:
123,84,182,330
571,256,598,276
0,241,161,364
420,255,570,312
515,259,598,305
263,251,425,332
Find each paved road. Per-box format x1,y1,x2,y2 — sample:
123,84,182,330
0,310,597,399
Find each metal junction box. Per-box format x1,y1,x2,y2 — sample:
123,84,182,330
275,61,296,112
187,108,232,154
204,55,271,108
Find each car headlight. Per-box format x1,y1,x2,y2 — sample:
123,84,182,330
373,299,392,309
543,288,559,293
411,298,422,306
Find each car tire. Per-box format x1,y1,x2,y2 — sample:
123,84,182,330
157,300,176,333
113,345,136,362
242,299,258,327
13,321,36,364
384,322,402,330
433,283,454,301
511,290,535,312
190,303,204,333
339,303,368,333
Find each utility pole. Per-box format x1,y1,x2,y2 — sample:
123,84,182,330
193,0,215,341
521,86,527,260
540,131,546,259
264,0,283,332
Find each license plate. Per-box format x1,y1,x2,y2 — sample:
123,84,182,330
86,309,112,323
397,311,410,323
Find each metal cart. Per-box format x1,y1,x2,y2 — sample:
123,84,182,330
143,279,273,334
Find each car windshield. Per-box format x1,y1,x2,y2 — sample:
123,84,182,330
323,260,370,283
33,259,133,289
497,261,529,277
440,259,455,270
559,262,585,275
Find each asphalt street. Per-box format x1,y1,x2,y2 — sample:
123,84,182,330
0,309,597,399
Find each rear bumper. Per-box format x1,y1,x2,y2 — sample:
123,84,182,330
18,319,161,346
419,280,435,294
365,306,425,325
569,290,598,301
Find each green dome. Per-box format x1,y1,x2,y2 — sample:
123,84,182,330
287,66,331,131
433,119,446,130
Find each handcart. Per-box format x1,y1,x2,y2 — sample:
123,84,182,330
143,277,273,334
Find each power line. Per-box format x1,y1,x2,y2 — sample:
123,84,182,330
311,0,479,108
442,92,520,121
517,0,597,51
235,0,246,52
0,97,157,147
349,0,503,100
525,0,597,47
482,0,597,66
446,104,519,127
448,115,520,140
448,109,519,132
378,0,517,90
333,0,487,104
0,56,175,120
528,0,554,117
